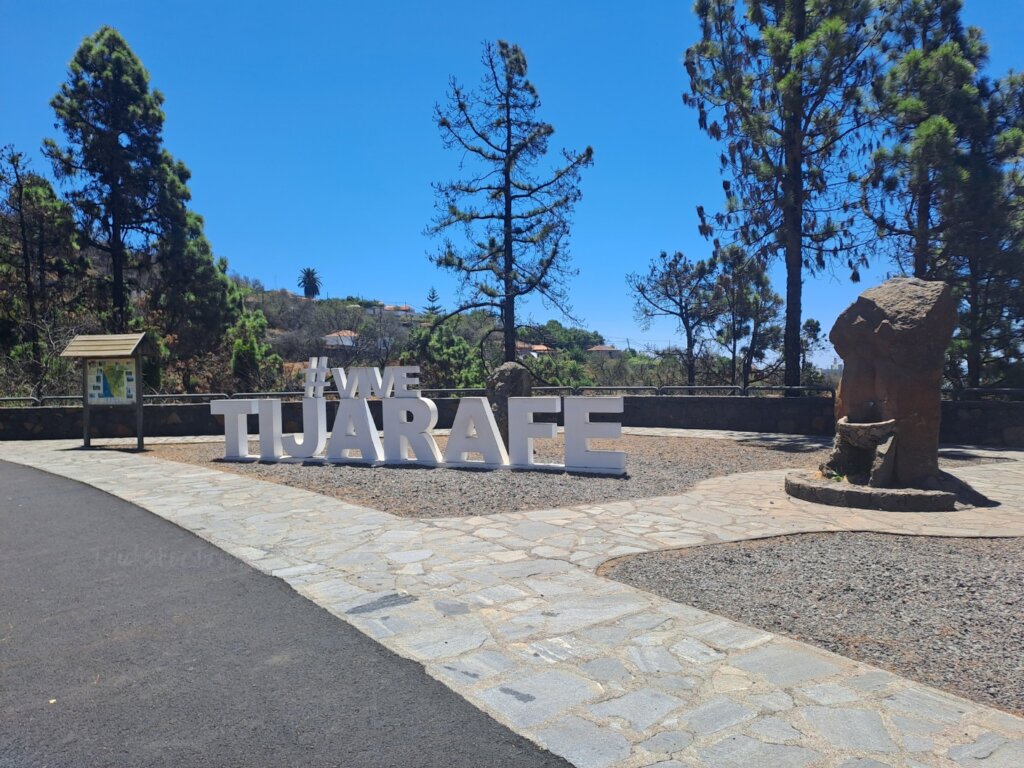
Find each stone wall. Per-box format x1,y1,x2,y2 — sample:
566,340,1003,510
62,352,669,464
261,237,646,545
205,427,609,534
0,396,1021,446
0,400,462,442
940,400,1024,447
617,396,836,435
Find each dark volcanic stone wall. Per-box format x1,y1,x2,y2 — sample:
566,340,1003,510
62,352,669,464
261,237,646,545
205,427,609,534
0,397,1021,446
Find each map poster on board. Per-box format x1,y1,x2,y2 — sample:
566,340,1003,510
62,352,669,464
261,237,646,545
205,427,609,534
86,359,137,406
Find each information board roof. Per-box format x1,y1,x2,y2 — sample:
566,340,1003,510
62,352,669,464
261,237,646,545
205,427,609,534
60,333,152,359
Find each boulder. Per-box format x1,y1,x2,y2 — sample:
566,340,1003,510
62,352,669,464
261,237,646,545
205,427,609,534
825,277,957,487
486,361,533,447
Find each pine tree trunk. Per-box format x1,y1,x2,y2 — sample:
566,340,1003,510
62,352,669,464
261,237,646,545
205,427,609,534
36,218,47,313
684,323,697,386
913,177,931,278
782,0,806,392
966,259,981,388
502,70,516,363
743,322,757,391
730,333,737,386
112,205,126,333
14,176,41,388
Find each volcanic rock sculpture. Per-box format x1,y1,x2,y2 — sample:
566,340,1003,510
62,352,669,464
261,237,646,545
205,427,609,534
821,277,958,488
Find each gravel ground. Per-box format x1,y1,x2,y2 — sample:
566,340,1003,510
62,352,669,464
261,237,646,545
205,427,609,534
145,435,993,518
602,532,1024,715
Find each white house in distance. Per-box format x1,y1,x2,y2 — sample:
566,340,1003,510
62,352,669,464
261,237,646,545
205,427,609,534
587,344,624,360
515,341,556,359
364,304,416,319
323,329,359,348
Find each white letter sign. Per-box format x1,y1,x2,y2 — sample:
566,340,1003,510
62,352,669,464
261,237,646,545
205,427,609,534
382,397,442,465
508,396,560,470
443,397,509,467
564,396,626,474
212,366,625,474
326,398,382,463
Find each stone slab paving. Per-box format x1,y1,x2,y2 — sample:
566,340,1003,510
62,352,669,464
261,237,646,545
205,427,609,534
2,435,1023,768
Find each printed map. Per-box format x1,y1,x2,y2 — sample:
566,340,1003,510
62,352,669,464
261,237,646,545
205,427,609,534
87,359,137,405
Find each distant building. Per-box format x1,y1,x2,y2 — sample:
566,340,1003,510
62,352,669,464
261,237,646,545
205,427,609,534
323,329,359,348
586,344,623,360
365,304,415,318
515,341,556,359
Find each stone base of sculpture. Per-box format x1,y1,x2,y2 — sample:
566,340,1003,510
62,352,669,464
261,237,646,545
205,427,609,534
785,470,958,512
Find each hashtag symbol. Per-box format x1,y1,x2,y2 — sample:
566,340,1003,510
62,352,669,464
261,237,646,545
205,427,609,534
302,356,330,398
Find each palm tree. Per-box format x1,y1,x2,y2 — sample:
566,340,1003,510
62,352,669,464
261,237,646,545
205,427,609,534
297,267,322,299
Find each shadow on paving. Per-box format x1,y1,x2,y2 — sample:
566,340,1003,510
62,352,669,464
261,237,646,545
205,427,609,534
0,460,570,768
734,435,831,453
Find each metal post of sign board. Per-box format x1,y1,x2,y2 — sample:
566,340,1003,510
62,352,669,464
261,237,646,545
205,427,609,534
135,354,144,450
82,361,91,448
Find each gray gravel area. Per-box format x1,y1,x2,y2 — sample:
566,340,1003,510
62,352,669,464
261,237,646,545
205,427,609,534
145,436,999,518
602,532,1024,715
147,436,832,517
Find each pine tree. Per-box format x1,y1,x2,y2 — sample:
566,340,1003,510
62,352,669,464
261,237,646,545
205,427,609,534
228,309,281,391
401,324,485,389
45,26,188,332
710,246,783,388
423,287,442,316
868,1,1024,386
150,212,240,392
863,0,989,278
429,41,593,363
0,147,81,393
945,72,1024,387
685,0,880,387
627,251,719,386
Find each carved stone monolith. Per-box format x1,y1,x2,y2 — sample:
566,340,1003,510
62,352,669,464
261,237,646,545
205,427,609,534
822,277,958,488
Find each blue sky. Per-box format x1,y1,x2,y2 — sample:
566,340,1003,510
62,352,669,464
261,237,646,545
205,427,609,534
2,1,1021,363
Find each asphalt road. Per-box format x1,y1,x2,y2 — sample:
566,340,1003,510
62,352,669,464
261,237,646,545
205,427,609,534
0,459,570,768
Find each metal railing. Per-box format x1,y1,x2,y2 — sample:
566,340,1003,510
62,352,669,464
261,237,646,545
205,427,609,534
34,393,231,406
952,387,1024,401
532,386,575,396
40,395,83,406
531,384,834,398
577,386,660,396
744,385,835,399
231,390,309,401
144,393,229,403
419,388,487,398
16,384,1024,405
659,385,744,396
0,396,41,407
13,387,835,404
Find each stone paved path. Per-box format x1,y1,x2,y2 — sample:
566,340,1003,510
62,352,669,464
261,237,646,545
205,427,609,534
2,433,1023,768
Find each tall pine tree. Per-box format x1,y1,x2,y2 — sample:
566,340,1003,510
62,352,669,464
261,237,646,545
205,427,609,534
429,41,593,363
150,212,240,392
863,0,989,279
685,0,879,387
867,1,1024,386
45,26,188,332
627,251,719,386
